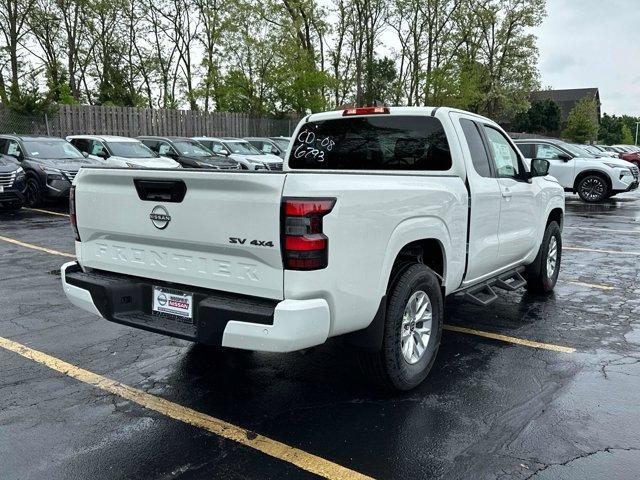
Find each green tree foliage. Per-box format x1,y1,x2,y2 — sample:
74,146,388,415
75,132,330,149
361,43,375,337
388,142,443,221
513,99,561,134
562,98,599,143
621,124,634,145
5,0,624,128
598,113,640,145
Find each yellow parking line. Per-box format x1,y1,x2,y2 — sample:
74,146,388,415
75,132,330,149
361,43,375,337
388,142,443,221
443,325,576,353
0,235,75,258
563,280,614,291
0,336,372,480
24,208,70,218
564,246,640,256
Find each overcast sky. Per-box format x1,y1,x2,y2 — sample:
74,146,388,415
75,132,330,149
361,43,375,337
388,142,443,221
536,0,640,117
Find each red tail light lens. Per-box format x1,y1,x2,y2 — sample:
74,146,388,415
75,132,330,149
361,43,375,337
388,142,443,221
69,186,81,242
282,197,335,270
343,106,390,116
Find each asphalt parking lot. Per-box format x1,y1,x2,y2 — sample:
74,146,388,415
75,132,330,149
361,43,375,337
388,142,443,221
1,192,640,480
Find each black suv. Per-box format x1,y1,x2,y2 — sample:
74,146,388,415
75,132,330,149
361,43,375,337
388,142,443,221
138,136,240,169
0,135,97,207
0,154,26,210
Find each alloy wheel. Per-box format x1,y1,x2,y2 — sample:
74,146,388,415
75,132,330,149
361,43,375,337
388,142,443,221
400,290,433,364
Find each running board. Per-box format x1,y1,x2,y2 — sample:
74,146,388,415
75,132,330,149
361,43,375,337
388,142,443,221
495,271,527,291
464,284,499,306
457,268,527,306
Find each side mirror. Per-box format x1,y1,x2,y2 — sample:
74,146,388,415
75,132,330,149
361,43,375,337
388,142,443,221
271,147,280,155
530,158,550,177
557,153,572,162
220,149,230,156
82,151,89,158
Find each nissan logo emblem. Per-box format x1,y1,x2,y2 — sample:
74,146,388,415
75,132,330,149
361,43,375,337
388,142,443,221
150,205,171,229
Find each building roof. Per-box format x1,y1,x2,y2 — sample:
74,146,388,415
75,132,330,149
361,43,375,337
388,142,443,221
530,88,600,122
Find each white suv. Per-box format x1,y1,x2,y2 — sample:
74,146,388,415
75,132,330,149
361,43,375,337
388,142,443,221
515,139,639,202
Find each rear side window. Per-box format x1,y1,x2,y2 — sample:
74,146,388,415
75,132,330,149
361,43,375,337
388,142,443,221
460,119,492,177
289,115,452,171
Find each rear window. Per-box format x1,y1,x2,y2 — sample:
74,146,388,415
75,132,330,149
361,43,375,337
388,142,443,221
289,115,452,171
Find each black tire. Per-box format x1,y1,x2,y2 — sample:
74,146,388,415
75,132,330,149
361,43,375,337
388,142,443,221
25,176,43,207
525,221,561,294
358,264,443,391
576,174,609,203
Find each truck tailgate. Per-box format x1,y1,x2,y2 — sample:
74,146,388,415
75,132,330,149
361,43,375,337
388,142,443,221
74,168,285,300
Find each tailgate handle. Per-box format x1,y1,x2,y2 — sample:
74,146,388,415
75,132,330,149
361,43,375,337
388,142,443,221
134,179,187,203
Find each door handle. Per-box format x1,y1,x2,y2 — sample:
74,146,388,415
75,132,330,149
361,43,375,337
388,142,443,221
502,187,512,198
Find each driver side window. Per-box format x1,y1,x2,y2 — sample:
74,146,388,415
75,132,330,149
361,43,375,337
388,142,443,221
483,126,522,179
158,142,174,156
90,141,107,157
7,140,22,158
536,144,565,160
210,142,224,153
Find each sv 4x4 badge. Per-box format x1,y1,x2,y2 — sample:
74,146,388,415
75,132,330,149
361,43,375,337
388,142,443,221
229,237,274,247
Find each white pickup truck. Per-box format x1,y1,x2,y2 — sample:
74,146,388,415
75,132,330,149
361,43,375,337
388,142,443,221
61,106,564,390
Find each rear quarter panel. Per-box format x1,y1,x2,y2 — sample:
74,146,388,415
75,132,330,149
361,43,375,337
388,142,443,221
283,173,467,337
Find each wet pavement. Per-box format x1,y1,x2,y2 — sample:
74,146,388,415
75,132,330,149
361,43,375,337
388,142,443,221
1,192,639,479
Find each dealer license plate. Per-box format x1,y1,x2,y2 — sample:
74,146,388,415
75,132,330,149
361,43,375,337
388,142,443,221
152,287,193,320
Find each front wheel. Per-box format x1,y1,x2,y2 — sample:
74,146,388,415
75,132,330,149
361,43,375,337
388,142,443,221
25,177,43,207
577,175,609,202
359,264,443,390
525,221,562,294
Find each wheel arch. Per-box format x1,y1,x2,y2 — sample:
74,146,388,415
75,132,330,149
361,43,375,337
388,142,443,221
573,169,612,193
547,207,564,230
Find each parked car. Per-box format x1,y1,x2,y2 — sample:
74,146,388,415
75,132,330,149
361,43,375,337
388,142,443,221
515,138,639,202
0,135,98,207
609,145,640,165
192,137,283,170
612,145,640,152
67,135,181,169
600,145,625,155
581,145,619,158
137,136,240,169
62,105,564,391
0,154,26,210
244,137,291,159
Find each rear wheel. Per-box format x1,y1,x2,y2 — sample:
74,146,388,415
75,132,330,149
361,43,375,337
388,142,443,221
577,174,609,202
525,221,561,294
358,264,443,390
25,177,43,207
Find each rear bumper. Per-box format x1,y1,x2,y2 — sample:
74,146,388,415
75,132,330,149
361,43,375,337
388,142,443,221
60,262,330,352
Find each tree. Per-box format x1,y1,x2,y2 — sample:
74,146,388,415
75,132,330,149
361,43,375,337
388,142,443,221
513,99,561,134
563,98,599,143
469,0,545,118
621,123,634,145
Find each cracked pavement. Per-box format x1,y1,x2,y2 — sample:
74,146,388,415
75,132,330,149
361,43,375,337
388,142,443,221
1,191,639,479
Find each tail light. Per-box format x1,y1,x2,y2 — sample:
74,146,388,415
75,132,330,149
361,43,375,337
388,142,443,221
282,198,335,270
343,106,390,116
69,186,81,242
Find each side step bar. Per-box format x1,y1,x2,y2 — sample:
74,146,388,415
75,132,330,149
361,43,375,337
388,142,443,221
457,268,527,306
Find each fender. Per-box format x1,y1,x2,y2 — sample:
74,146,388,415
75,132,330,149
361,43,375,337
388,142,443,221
376,216,465,299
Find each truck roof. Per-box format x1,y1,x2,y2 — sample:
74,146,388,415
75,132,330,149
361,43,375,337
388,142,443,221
304,106,496,125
